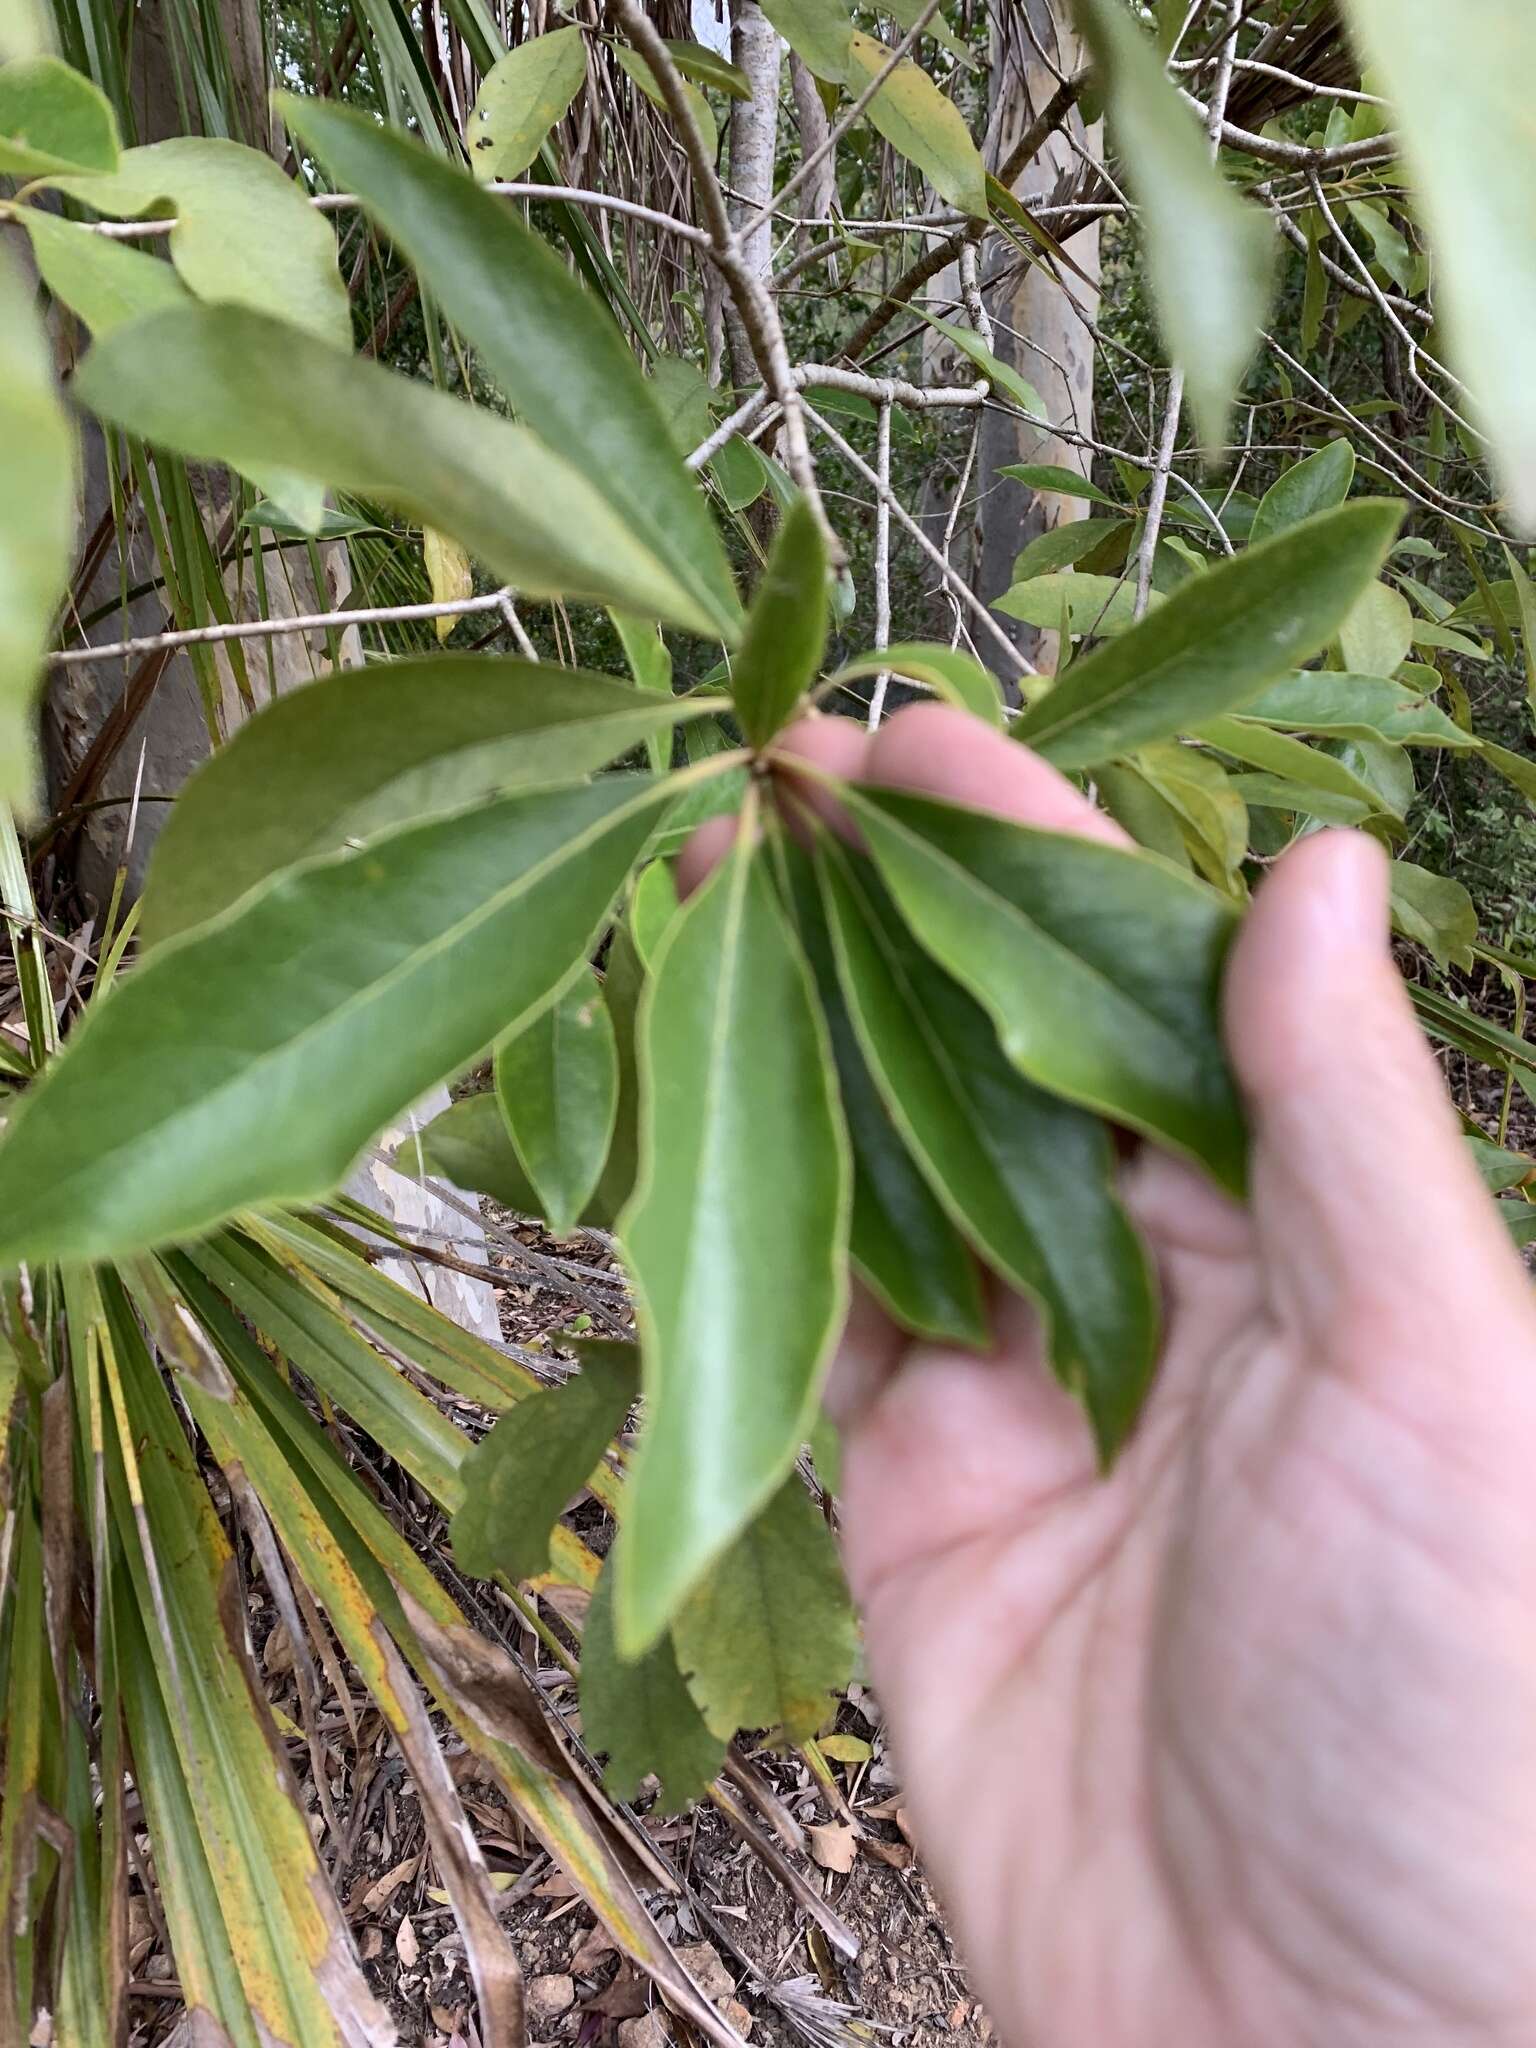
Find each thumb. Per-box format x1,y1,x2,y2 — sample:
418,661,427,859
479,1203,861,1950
1223,829,1532,1366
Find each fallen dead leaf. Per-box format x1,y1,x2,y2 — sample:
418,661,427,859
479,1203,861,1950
862,1837,912,1871
720,2000,754,2039
588,1965,653,2021
616,2013,671,2048
528,1973,576,2022
534,1872,579,1899
807,1823,858,1874
360,1927,384,1962
570,1922,618,1974
358,1852,422,1916
396,1916,420,1969
262,1622,295,1675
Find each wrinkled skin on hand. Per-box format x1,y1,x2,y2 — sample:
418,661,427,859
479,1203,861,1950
684,703,1536,2048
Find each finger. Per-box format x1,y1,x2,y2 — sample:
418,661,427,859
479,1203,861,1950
1223,828,1536,1372
823,1277,909,1433
864,700,1131,847
674,813,739,900
768,711,870,846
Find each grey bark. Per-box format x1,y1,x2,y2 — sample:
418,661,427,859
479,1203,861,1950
724,0,781,390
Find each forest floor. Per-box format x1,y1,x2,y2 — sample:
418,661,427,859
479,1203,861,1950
134,966,1536,2048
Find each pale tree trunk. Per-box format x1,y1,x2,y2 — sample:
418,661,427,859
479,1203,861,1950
788,52,836,269
724,0,781,392
920,0,1101,668
973,0,1101,661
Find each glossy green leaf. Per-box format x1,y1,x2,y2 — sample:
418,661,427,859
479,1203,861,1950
758,0,852,82
709,432,770,512
1014,500,1403,770
1227,773,1375,826
911,309,1045,416
729,497,829,747
844,32,987,218
629,859,680,969
280,99,740,642
1248,439,1355,546
1338,577,1413,677
412,1090,546,1218
996,570,1151,638
495,968,619,1236
826,643,1004,729
1341,0,1536,529
53,136,349,350
140,658,719,946
782,838,986,1348
818,842,1157,1450
580,1559,726,1813
1072,0,1274,447
1390,860,1477,972
1498,1198,1536,1249
1503,547,1536,721
453,1343,635,1581
881,0,974,68
663,38,752,97
0,245,75,818
466,26,587,180
1241,671,1474,749
998,463,1126,509
1011,518,1130,583
615,46,717,159
18,205,189,331
77,305,723,636
842,783,1246,1189
0,778,669,1268
615,826,849,1654
1131,743,1248,890
670,1478,857,1743
1194,715,1393,813
0,53,117,175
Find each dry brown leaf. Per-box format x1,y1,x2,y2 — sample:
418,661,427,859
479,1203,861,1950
570,1922,618,1974
719,2001,754,2040
861,1837,911,1871
263,1621,295,1676
360,1927,384,1962
617,2013,672,2048
358,1851,423,1916
807,1823,858,1875
396,1916,420,1969
533,1871,578,1899
587,1964,653,2020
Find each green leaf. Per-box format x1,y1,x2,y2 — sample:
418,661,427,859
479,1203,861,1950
411,1090,546,1218
466,26,587,180
1072,0,1275,448
1465,1136,1535,1195
782,838,987,1348
1338,577,1413,677
615,46,717,159
841,783,1246,1190
729,497,829,747
1390,860,1477,972
280,99,740,643
76,305,724,637
1227,773,1375,826
709,433,770,512
844,32,987,218
628,859,680,969
670,1478,856,1743
615,825,849,1654
1014,500,1403,769
0,53,117,176
1193,715,1393,814
663,38,752,98
910,309,1045,416
590,917,647,1226
0,778,669,1268
0,245,74,818
1131,742,1249,889
1241,671,1475,749
453,1343,635,1581
580,1559,727,1812
818,841,1157,1451
825,643,1004,729
1011,518,1131,583
18,205,189,332
1340,0,1536,529
757,0,852,82
53,137,348,351
881,0,975,68
996,571,1151,638
139,658,719,946
495,968,619,1237
998,462,1126,509
1503,547,1536,722
1248,440,1355,546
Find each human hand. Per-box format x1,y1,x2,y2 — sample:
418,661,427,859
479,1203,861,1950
685,701,1536,2048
